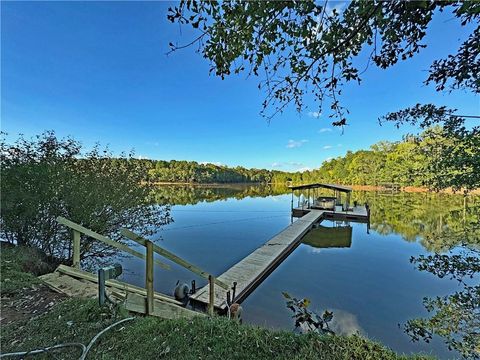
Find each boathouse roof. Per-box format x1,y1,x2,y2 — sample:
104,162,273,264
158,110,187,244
288,183,352,192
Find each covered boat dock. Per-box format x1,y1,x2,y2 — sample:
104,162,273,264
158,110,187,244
289,183,369,221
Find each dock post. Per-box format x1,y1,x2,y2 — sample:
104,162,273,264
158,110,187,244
72,230,81,269
146,240,154,315
208,275,215,316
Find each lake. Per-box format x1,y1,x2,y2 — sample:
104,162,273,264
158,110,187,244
119,184,479,359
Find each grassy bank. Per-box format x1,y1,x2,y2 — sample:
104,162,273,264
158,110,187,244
1,245,434,359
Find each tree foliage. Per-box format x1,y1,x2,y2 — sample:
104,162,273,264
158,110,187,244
404,246,480,359
272,126,479,192
167,1,479,191
145,159,276,183
381,104,480,192
0,132,171,264
167,1,479,123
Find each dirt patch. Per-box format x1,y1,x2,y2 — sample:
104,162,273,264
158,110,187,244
0,283,67,325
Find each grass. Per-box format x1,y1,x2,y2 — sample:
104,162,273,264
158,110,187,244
0,244,436,359
1,298,434,360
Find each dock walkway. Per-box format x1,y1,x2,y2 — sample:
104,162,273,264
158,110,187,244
190,210,325,310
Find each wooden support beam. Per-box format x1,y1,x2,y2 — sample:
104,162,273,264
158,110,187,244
121,229,230,291
72,230,81,269
57,217,170,270
208,275,215,316
146,240,154,315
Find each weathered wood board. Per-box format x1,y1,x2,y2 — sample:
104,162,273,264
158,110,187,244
125,293,205,319
40,272,99,298
41,270,204,320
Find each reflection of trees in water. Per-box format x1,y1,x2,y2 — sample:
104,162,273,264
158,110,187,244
153,185,479,251
352,192,480,252
404,247,480,359
152,183,289,206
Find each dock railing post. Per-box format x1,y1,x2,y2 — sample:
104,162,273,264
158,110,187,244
72,230,81,269
146,240,154,315
208,274,215,316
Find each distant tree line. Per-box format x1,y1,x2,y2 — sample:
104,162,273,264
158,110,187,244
142,126,478,192
141,159,284,184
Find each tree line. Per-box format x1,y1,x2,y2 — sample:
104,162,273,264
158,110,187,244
143,159,280,184
275,126,472,190
141,126,478,193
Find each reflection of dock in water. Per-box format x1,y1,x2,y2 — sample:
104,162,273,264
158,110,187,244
302,225,353,249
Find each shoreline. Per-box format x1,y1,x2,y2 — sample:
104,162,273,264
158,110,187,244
150,182,479,195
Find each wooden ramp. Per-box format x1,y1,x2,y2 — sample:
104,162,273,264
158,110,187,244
190,210,325,311
41,265,204,320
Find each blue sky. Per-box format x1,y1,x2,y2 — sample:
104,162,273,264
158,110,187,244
2,1,478,172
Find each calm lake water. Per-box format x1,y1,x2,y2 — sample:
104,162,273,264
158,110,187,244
120,185,479,359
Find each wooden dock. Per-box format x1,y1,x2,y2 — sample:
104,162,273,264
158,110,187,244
190,210,325,310
190,207,369,311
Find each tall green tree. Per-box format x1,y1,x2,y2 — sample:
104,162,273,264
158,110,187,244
381,105,479,192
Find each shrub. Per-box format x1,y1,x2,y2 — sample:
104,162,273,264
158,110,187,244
1,131,171,265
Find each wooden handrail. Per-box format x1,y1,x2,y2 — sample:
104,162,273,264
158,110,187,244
121,228,230,291
56,217,170,270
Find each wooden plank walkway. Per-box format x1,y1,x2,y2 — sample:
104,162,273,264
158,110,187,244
41,265,183,306
190,210,326,310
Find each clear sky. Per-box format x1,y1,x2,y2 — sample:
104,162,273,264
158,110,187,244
2,1,478,172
